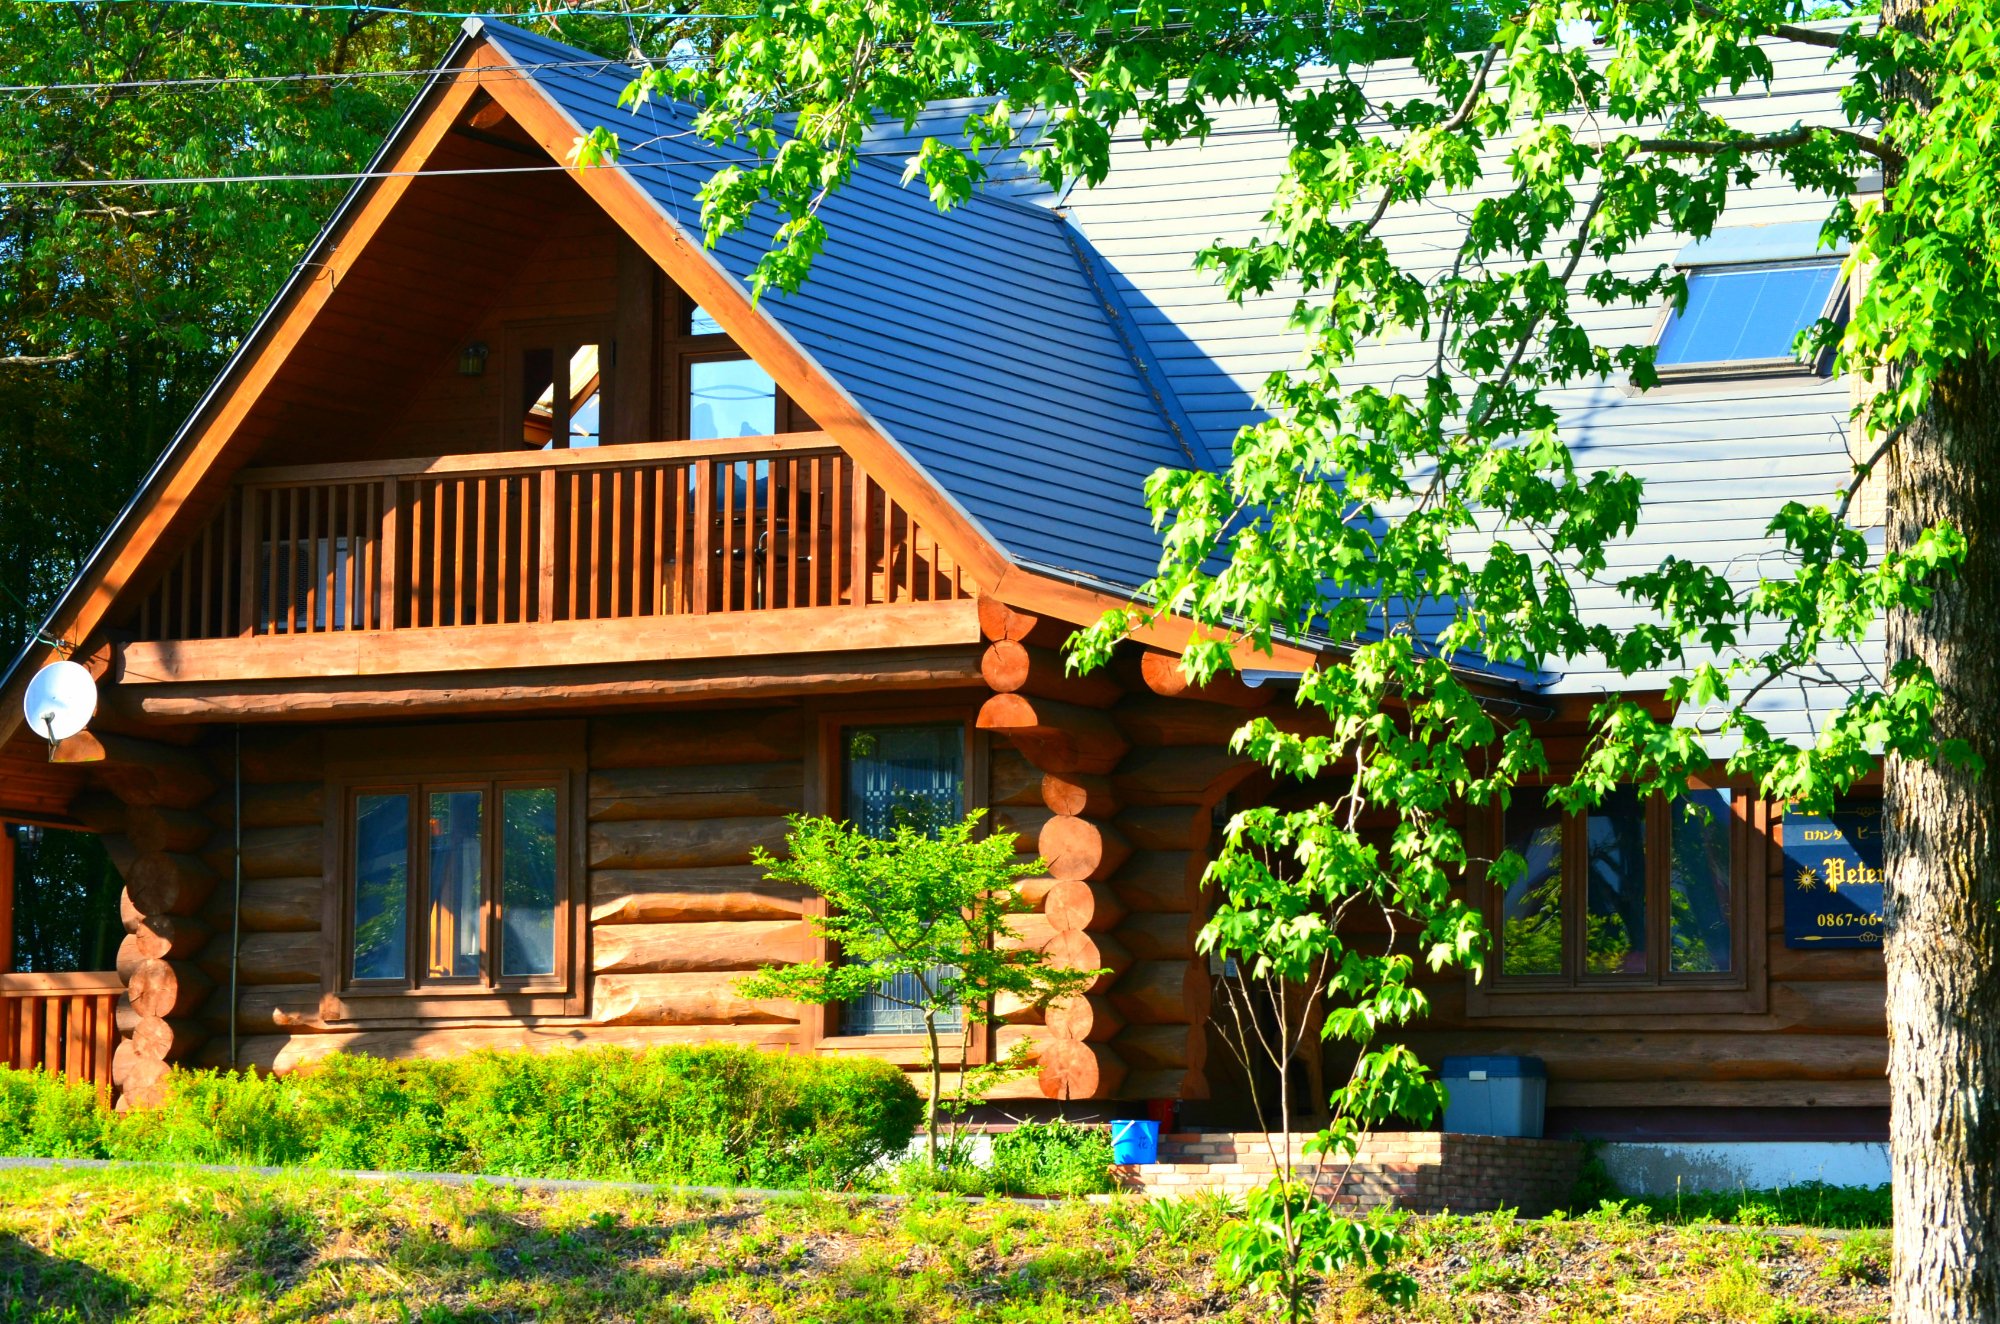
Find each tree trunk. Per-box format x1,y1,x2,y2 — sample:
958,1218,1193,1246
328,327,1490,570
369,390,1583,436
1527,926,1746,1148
923,1009,942,1170
1884,343,2000,1320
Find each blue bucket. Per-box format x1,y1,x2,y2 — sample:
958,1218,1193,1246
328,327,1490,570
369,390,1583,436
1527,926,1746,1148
1110,1119,1160,1165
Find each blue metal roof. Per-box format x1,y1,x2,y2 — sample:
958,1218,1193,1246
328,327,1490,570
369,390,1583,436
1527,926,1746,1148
480,20,1205,595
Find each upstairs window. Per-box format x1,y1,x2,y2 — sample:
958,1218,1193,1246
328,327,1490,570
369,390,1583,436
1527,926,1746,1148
509,321,609,449
1473,781,1763,1016
1650,222,1848,381
659,287,813,441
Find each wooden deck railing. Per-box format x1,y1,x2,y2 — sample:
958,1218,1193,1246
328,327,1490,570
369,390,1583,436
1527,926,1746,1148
0,971,122,1104
133,433,969,642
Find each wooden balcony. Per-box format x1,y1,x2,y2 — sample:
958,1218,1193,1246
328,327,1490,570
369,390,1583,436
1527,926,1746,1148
119,434,979,690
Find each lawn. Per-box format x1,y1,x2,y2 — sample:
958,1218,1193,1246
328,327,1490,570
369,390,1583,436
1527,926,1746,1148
0,1165,1889,1323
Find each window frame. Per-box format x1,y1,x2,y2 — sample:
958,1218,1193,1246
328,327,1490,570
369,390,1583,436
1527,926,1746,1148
501,317,615,451
321,721,587,1023
1467,774,1769,1019
656,282,812,441
801,702,991,1063
1645,257,1849,384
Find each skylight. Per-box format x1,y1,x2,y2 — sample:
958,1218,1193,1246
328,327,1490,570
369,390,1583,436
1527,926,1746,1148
1654,259,1844,372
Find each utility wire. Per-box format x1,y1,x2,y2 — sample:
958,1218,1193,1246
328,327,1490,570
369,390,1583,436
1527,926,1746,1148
9,0,1025,25
0,56,659,95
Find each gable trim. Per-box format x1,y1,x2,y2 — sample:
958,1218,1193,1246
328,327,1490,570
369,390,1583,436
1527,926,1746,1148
0,38,491,746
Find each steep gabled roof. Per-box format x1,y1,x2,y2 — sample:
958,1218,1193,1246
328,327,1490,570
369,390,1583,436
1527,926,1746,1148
480,20,1207,595
0,22,1317,762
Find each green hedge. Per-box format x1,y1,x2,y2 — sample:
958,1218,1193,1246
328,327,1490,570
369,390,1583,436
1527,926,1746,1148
0,1044,921,1188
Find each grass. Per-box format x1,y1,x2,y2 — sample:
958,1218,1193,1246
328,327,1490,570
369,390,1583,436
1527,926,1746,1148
0,1166,1890,1323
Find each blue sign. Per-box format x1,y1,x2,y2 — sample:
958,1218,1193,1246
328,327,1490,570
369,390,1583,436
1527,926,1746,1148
1783,802,1884,949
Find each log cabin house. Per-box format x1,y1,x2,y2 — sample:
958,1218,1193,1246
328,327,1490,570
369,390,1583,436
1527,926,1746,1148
0,20,1887,1181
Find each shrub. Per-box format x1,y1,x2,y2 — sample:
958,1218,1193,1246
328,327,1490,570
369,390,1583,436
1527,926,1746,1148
0,1069,107,1158
1,1045,921,1189
989,1119,1115,1197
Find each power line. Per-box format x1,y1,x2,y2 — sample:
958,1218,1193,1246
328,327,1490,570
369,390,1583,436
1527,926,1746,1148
0,144,1004,191
0,56,656,95
9,0,1015,26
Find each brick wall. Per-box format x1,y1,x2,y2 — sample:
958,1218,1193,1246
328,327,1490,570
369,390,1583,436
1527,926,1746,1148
1111,1131,1582,1216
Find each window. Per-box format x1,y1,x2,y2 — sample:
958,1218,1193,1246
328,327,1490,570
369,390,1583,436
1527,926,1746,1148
343,778,564,990
839,722,966,1036
509,323,609,449
1653,260,1845,376
1473,782,1764,1016
657,286,813,440
325,723,582,1021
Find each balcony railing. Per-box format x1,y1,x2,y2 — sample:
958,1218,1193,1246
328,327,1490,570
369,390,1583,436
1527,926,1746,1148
1,971,122,1103
132,434,969,643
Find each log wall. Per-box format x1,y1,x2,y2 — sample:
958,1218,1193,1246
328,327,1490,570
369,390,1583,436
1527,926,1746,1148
1394,809,1888,1117
75,605,1885,1122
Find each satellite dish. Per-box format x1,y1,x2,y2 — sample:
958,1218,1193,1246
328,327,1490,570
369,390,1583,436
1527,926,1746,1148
23,660,96,745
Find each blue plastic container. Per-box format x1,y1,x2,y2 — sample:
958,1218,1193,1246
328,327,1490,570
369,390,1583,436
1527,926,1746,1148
1441,1055,1547,1138
1110,1119,1161,1165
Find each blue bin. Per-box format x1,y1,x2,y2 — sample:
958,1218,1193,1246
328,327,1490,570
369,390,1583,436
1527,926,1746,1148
1111,1119,1160,1165
1442,1055,1547,1138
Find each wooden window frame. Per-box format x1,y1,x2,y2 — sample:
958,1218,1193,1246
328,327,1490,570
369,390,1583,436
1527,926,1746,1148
1466,775,1769,1019
656,281,811,441
321,720,588,1022
501,317,616,451
801,702,991,1064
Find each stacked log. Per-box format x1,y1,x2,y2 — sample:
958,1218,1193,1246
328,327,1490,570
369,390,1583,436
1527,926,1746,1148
72,734,222,1107
1096,650,1269,1101
584,709,809,1044
976,601,1128,1101
191,733,329,1081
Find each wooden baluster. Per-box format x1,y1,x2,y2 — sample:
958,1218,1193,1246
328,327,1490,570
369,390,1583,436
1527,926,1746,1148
692,461,712,613
304,485,320,633
606,468,624,618
238,488,257,636
761,460,775,611
510,476,524,624
851,469,870,607
379,478,400,630
15,995,33,1070
563,471,579,619
745,461,761,610
92,993,114,1105
674,465,690,614
450,477,465,627
728,462,744,612
806,457,822,608
630,469,645,618
433,478,447,627
475,476,490,626
650,466,665,616
538,468,557,623
0,998,11,1071
64,995,85,1081
42,998,59,1075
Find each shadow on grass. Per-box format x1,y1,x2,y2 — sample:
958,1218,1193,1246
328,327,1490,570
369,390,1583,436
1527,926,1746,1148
241,1201,770,1323
0,1231,144,1322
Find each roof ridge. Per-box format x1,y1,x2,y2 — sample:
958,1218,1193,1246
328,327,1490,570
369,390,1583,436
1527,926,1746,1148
1055,214,1220,474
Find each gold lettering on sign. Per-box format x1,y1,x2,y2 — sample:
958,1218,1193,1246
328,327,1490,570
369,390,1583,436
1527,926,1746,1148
1820,856,1885,891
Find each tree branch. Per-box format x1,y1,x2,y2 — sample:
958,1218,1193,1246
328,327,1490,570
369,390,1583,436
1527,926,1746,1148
0,351,81,367
1835,422,1905,525
1691,3,1848,50
1638,122,1900,167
